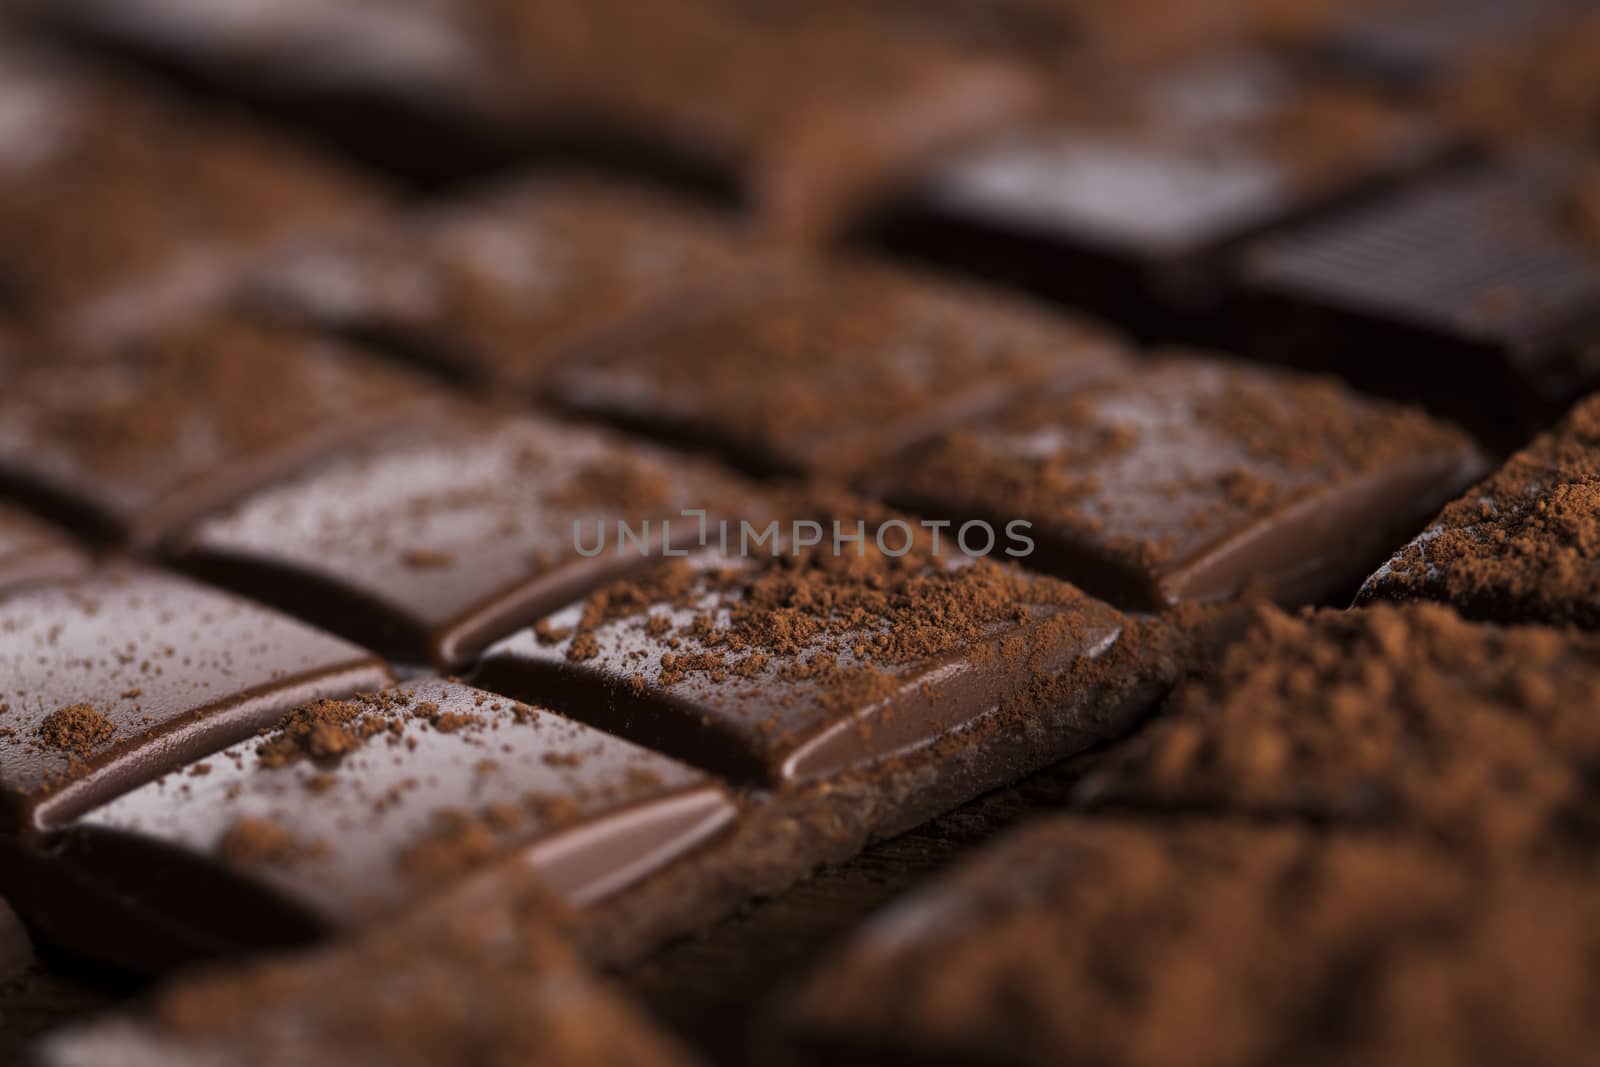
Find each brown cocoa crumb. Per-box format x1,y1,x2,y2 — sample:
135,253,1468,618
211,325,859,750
217,817,305,867
36,703,116,756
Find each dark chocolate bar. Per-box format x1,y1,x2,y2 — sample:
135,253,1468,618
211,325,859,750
1078,602,1600,857
0,505,85,594
874,357,1485,610
778,817,1600,1067
472,538,1139,792
0,567,390,840
168,411,762,670
1356,393,1600,630
861,52,1450,332
31,883,703,1067
0,40,384,344
0,317,437,547
1237,156,1600,436
547,263,1128,478
22,679,735,971
251,174,770,391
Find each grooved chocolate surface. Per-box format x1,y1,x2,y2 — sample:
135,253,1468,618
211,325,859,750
253,175,769,391
549,263,1129,477
0,317,437,547
782,818,1600,1067
0,41,383,344
1078,603,1600,858
33,679,733,968
1243,157,1600,397
473,541,1132,790
0,567,390,837
0,506,85,594
1357,393,1600,629
877,358,1485,610
171,411,762,670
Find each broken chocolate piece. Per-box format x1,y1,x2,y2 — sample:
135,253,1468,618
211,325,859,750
252,174,768,391
548,263,1128,478
170,412,762,670
864,52,1448,330
0,317,436,547
876,357,1485,610
0,505,85,593
28,679,734,972
31,884,702,1067
0,566,390,838
473,538,1133,791
1239,156,1600,435
1357,393,1600,629
0,40,384,344
780,817,1600,1067
1079,603,1600,858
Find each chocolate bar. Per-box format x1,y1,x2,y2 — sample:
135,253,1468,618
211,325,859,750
874,358,1485,610
0,317,436,547
168,411,762,670
31,882,702,1067
0,567,389,843
779,817,1600,1066
861,52,1450,332
251,175,769,392
0,40,383,344
1078,603,1600,856
1357,393,1600,630
22,679,736,972
0,505,85,594
474,541,1132,788
547,263,1128,478
1238,156,1600,436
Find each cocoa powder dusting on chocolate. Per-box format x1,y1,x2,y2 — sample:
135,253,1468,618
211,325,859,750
256,695,404,769
1359,394,1600,628
36,703,115,756
563,527,1095,721
1081,603,1600,860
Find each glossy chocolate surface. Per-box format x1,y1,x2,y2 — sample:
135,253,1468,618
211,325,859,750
474,550,1129,787
549,263,1128,477
0,318,436,547
171,412,760,670
877,359,1486,610
0,566,390,836
0,505,85,593
1241,157,1600,418
867,53,1446,321
37,679,734,967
